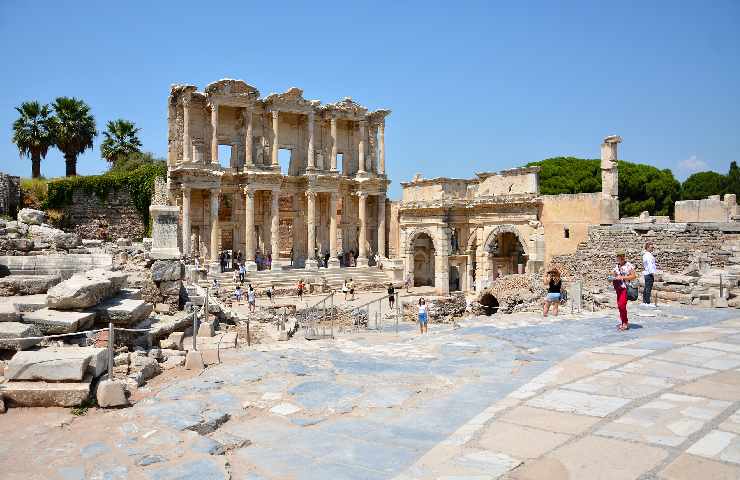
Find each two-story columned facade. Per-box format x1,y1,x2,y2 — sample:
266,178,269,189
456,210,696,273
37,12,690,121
167,79,391,271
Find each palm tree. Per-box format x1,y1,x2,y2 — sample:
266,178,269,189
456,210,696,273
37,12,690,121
11,101,55,178
52,97,97,176
100,119,142,164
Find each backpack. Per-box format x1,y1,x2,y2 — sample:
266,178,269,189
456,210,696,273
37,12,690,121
560,289,568,304
626,282,639,301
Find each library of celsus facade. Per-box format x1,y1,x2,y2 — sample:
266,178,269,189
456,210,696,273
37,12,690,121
167,79,390,271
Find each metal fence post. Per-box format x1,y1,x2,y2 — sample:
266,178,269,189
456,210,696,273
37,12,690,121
107,322,114,380
330,292,334,339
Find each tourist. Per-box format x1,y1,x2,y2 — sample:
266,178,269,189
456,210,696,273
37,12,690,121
342,279,349,300
297,279,304,301
232,267,239,285
349,250,355,267
405,272,412,292
239,263,245,283
418,297,428,334
290,248,294,267
642,242,657,307
610,250,637,331
234,285,243,303
211,278,219,296
349,278,355,301
387,283,395,309
267,254,272,270
543,269,562,317
374,253,381,269
324,252,330,268
266,284,274,304
247,284,256,313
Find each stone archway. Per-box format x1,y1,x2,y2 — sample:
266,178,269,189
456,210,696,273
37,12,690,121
480,225,529,287
411,234,435,287
404,227,448,292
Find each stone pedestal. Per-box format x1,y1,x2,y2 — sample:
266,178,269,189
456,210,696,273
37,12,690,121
305,259,318,271
244,261,258,272
149,205,181,260
328,258,340,269
356,258,369,268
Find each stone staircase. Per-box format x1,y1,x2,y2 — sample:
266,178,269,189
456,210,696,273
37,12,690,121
200,267,393,292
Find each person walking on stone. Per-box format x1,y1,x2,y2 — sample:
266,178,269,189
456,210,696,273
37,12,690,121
232,267,239,285
342,279,349,300
238,263,245,284
543,269,562,317
387,283,396,310
642,242,657,307
266,284,274,304
297,279,304,301
611,251,636,331
418,297,429,334
349,278,356,301
247,284,256,313
234,285,243,303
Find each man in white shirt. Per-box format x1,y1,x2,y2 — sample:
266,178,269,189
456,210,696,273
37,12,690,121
642,242,657,307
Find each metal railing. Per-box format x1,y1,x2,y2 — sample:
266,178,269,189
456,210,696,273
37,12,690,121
299,291,336,340
334,292,401,334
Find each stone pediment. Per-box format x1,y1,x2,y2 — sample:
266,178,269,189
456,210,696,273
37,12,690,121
323,97,368,119
205,79,260,97
169,84,197,105
265,87,319,112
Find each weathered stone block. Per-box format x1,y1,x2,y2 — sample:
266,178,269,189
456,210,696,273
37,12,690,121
28,224,63,243
0,322,41,350
6,347,107,381
22,308,96,334
0,375,91,407
17,208,46,225
96,380,128,408
0,274,61,296
52,232,81,250
0,303,18,322
151,260,184,282
159,280,182,296
90,298,153,325
47,269,127,310
11,294,47,312
8,238,33,251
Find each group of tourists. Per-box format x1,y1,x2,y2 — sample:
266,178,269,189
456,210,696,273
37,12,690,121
542,242,659,331
233,283,275,310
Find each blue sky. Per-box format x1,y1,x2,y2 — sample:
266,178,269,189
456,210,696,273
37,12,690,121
1,0,738,199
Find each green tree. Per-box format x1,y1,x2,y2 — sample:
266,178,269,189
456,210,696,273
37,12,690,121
100,119,142,164
725,161,740,197
11,101,56,178
52,97,97,176
681,171,727,200
527,157,602,194
108,151,165,174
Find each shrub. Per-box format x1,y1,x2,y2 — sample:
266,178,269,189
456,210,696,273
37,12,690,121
20,177,48,209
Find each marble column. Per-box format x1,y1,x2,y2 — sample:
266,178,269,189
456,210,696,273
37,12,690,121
182,98,191,163
270,189,281,270
357,120,367,175
356,192,368,267
182,187,191,256
244,189,257,271
305,191,318,270
271,110,280,169
377,193,386,259
378,120,385,175
330,117,338,172
230,143,238,169
328,192,339,268
466,251,474,292
210,103,219,165
209,188,220,271
307,111,315,171
244,108,253,168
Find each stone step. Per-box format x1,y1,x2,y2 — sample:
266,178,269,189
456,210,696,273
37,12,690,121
0,374,92,407
6,347,107,381
90,297,154,326
0,274,61,296
22,308,96,334
11,294,47,313
0,303,18,322
0,322,42,350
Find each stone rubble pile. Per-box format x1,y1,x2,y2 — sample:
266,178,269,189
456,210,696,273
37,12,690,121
0,208,85,256
402,293,467,322
472,274,547,315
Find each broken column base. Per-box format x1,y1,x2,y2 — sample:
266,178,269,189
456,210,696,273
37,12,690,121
184,350,205,371
0,375,91,407
96,379,128,408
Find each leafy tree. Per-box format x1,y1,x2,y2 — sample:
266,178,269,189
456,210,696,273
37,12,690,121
11,101,56,178
527,157,601,194
725,161,740,197
681,171,727,200
52,97,97,176
101,119,142,164
108,151,165,174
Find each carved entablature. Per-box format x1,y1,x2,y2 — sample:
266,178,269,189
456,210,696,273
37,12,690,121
169,84,197,106
205,79,260,107
264,87,319,113
368,109,391,127
322,97,368,120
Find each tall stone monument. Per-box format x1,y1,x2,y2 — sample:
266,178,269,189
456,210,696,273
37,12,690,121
601,135,622,199
149,204,181,260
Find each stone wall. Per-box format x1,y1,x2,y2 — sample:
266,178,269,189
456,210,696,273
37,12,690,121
675,194,738,223
0,173,21,218
550,223,740,295
62,189,145,241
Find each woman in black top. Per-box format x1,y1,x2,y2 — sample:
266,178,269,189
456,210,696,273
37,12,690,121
543,269,562,317
387,284,396,309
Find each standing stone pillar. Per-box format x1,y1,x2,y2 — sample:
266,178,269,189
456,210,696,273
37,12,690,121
357,120,367,175
466,251,474,292
209,188,220,273
330,116,338,172
244,108,253,168
377,193,386,260
270,189,281,270
230,143,238,169
378,120,385,175
182,97,191,163
182,187,191,256
271,110,280,169
328,192,339,268
244,189,257,271
601,135,621,199
305,191,318,270
210,102,219,165
150,205,181,260
307,111,315,171
356,192,369,267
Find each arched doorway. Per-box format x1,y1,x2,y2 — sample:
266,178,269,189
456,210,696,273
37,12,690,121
484,227,528,284
412,233,435,287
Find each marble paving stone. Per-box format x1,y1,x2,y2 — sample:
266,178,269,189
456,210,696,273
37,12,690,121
562,370,674,399
476,421,571,459
696,341,740,354
718,407,740,435
674,370,740,401
686,430,739,463
653,345,740,370
499,405,600,435
596,393,731,447
451,449,521,478
526,389,631,417
589,344,654,357
658,453,740,480
508,435,668,480
616,358,715,381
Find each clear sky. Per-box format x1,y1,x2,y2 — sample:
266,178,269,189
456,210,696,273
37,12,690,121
1,0,738,199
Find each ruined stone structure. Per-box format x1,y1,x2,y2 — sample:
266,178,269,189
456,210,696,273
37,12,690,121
394,137,621,294
675,194,739,223
0,173,21,219
167,79,390,272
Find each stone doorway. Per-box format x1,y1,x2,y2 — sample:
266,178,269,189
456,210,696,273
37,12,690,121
412,233,435,287
487,231,527,281
449,264,461,292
